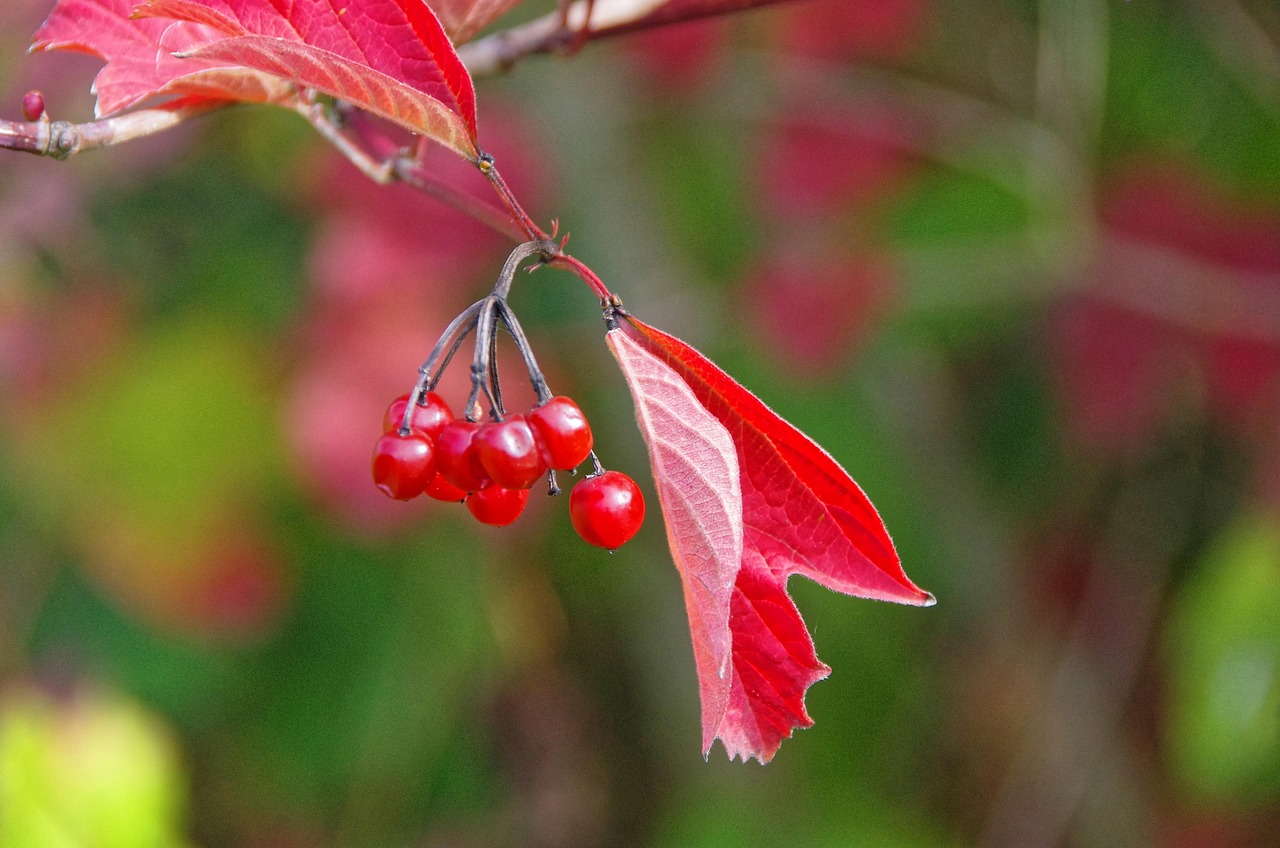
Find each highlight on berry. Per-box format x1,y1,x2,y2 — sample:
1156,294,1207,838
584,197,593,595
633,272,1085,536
370,242,644,549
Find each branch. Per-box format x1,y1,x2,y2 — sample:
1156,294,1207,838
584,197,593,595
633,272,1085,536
459,0,810,78
0,98,226,158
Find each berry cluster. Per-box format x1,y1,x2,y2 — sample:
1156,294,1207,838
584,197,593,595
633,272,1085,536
370,242,645,550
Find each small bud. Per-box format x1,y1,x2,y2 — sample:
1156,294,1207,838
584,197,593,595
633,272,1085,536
22,90,45,122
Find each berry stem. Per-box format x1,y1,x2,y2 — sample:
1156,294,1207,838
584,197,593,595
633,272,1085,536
408,299,484,430
487,311,504,416
493,239,557,299
496,300,554,404
468,295,503,421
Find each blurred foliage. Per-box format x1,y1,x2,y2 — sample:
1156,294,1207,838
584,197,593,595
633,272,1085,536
3,1,1280,846
1167,513,1280,801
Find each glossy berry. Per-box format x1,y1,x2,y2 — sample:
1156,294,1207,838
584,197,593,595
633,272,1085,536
424,474,468,503
383,391,453,439
434,419,489,493
22,90,45,122
528,397,593,470
466,484,529,527
475,415,546,489
371,431,436,500
570,471,645,550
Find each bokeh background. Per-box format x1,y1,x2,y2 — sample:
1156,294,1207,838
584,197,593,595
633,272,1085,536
3,0,1280,845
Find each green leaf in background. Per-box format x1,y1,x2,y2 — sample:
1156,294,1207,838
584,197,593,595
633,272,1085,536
17,313,286,637
1166,512,1280,802
886,168,1030,247
0,688,192,848
639,116,755,284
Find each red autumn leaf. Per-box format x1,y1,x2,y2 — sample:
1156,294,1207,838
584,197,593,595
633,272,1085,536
29,0,290,116
607,325,742,753
431,0,527,45
607,311,933,763
32,0,478,158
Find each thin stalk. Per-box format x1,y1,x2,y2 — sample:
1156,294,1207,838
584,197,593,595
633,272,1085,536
496,300,553,404
404,300,484,432
487,315,504,417
466,296,503,421
493,240,558,299
479,156,551,243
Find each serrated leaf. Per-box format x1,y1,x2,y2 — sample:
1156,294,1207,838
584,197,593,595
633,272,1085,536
609,312,932,763
32,0,478,157
607,325,742,755
30,0,290,117
178,35,478,158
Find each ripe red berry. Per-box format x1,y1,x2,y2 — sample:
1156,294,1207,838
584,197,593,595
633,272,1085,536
424,474,468,503
475,415,546,489
371,431,436,500
383,391,453,439
434,419,489,493
570,471,645,550
528,397,593,470
466,484,529,527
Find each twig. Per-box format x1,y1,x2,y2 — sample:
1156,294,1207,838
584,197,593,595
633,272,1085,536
0,98,225,158
458,0,810,78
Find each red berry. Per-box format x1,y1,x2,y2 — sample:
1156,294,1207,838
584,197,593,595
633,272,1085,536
371,431,436,500
466,484,529,527
528,397,593,470
383,391,453,439
570,471,645,550
22,91,45,122
424,474,468,503
475,415,546,489
434,419,489,493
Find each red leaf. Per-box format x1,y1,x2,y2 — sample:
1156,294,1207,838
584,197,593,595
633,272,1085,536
607,324,742,755
431,0,527,45
32,0,478,157
30,0,289,116
608,311,933,762
177,34,478,158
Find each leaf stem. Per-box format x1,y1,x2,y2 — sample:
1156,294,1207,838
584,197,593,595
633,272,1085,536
478,153,549,242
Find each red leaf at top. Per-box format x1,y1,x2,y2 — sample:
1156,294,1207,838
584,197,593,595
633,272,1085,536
32,0,478,158
607,310,933,763
29,0,291,116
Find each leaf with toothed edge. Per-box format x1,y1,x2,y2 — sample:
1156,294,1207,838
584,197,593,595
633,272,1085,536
607,325,742,756
608,311,933,763
30,0,290,117
31,0,479,158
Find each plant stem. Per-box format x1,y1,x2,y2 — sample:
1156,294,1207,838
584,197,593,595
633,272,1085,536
497,300,554,404
458,0,811,78
478,154,550,242
0,98,223,157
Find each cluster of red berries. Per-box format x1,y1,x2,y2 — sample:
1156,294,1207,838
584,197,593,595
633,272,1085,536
371,241,646,549
372,392,645,550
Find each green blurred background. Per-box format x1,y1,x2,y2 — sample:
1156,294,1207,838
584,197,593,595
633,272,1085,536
2,0,1279,845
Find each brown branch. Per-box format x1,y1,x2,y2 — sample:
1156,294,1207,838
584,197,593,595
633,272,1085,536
0,98,226,158
458,0,812,77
